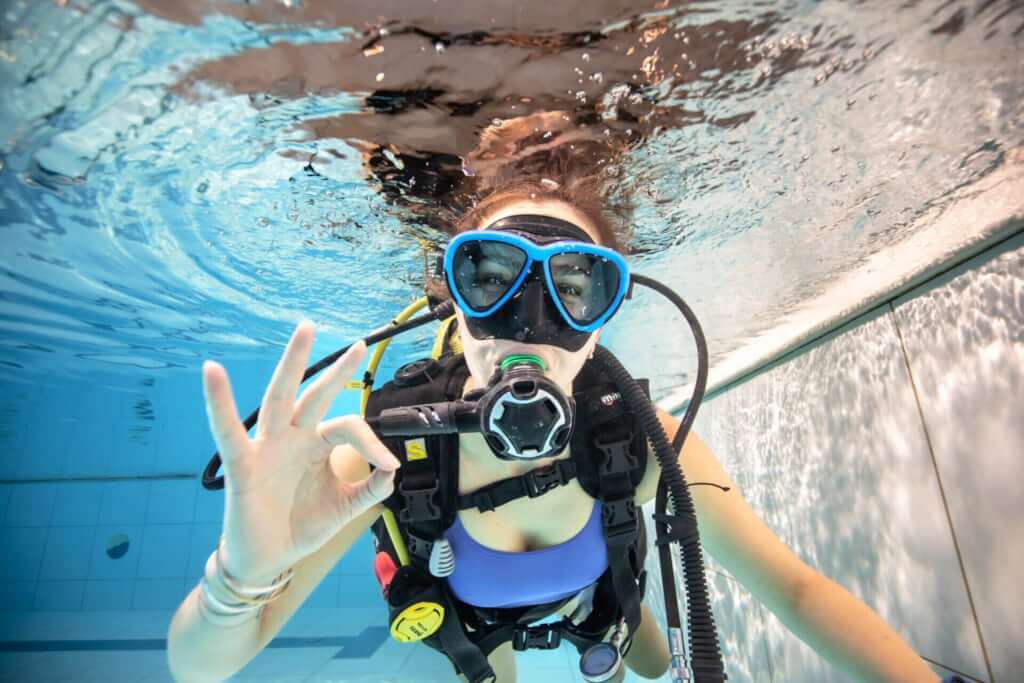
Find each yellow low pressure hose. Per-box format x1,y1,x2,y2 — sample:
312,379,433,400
355,296,456,567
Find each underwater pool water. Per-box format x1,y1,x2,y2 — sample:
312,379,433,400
0,1,1020,681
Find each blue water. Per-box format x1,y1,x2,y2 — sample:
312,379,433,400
0,0,1020,681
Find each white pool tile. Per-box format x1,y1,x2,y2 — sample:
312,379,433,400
688,304,987,680
892,233,1024,683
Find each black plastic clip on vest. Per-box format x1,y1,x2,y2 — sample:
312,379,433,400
458,459,577,513
405,529,435,562
512,622,563,651
525,460,575,497
594,433,639,476
601,495,639,546
594,432,640,546
398,480,442,524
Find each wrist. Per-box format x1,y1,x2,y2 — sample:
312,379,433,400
206,538,295,607
196,576,264,628
216,536,288,587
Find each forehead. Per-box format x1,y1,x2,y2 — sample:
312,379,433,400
480,198,602,244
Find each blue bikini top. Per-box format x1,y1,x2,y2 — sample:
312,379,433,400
443,499,609,609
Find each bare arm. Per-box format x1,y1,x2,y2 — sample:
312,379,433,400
641,409,937,682
788,576,940,683
167,445,383,681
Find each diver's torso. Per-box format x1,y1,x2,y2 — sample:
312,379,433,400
454,430,597,553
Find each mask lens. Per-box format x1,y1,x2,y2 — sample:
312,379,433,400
549,252,621,325
451,240,528,311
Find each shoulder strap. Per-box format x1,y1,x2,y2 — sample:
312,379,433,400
567,352,651,649
365,353,471,563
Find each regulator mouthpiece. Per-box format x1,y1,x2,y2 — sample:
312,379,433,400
477,355,575,461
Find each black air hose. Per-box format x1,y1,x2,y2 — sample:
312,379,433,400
592,344,727,683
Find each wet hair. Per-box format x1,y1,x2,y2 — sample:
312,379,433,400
453,115,632,252
426,115,634,304
453,180,624,250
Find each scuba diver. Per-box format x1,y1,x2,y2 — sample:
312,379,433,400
170,186,949,683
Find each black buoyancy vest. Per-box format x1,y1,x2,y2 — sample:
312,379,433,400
364,351,651,683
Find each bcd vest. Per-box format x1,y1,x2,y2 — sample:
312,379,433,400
364,350,651,683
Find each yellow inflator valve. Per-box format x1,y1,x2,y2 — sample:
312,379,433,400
390,601,445,642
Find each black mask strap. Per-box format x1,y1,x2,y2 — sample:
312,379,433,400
484,214,596,244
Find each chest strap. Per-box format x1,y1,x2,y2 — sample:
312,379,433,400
456,460,578,513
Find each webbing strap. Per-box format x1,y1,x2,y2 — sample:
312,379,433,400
457,460,578,512
603,503,642,643
594,433,644,646
434,583,497,683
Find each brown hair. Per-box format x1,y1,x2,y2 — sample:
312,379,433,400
425,112,634,304
454,179,626,253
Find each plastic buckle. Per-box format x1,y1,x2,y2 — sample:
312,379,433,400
512,623,562,651
473,491,497,513
399,481,441,523
405,531,433,562
526,463,568,497
601,496,638,545
594,435,638,476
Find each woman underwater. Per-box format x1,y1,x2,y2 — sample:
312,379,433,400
168,122,944,683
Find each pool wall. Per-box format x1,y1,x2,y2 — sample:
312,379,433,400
644,231,1023,683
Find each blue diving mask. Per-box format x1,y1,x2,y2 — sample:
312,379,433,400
443,214,631,351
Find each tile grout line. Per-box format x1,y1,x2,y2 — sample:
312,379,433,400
30,478,61,610
920,655,984,683
888,303,995,683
